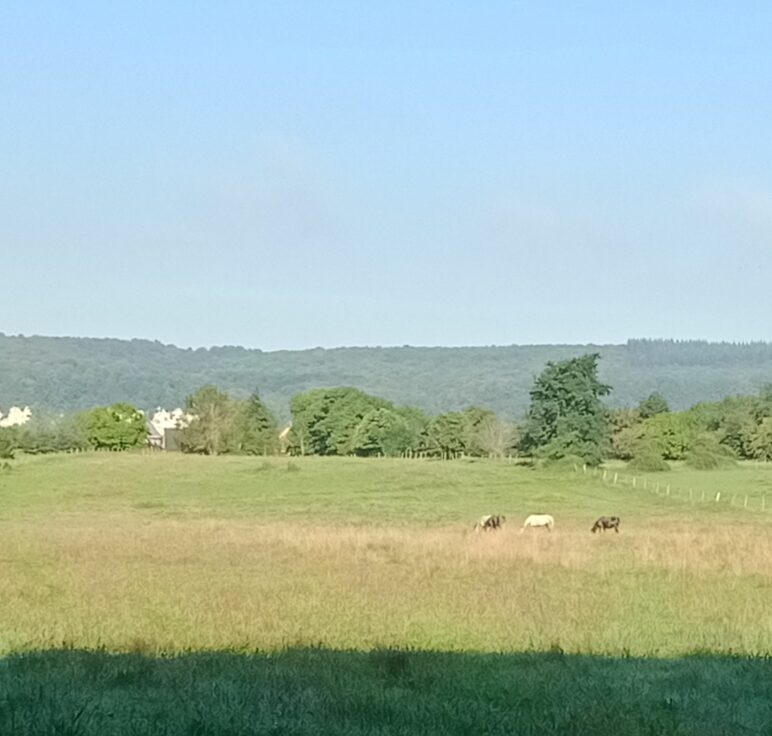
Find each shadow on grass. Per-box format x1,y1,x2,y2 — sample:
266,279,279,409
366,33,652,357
0,647,769,735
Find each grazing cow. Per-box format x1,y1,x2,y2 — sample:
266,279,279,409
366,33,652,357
520,514,554,532
591,516,620,533
474,514,505,532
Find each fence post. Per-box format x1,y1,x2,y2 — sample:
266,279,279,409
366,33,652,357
643,478,647,490
715,492,721,503
744,495,749,509
582,464,587,474
632,476,636,488
613,472,618,485
701,489,706,502
603,469,607,481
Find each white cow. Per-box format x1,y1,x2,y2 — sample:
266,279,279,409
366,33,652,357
521,514,555,533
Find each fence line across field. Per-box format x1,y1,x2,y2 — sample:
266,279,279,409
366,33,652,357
575,464,769,514
392,451,769,513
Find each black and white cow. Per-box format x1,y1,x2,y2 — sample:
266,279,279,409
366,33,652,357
474,514,505,532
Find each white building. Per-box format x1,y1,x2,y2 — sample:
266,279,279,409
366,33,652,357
147,408,194,451
0,406,31,428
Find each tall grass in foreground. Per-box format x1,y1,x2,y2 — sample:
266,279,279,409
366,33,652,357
1,519,769,656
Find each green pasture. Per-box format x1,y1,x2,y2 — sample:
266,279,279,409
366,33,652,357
588,460,772,512
0,453,770,734
3,451,771,523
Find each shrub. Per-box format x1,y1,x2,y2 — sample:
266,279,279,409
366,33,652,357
627,452,670,472
685,434,737,470
626,438,670,472
536,434,605,467
541,453,586,471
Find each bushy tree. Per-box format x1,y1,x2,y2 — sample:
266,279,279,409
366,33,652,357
78,403,147,450
180,386,238,456
288,388,393,455
641,412,699,461
748,418,772,461
425,407,509,457
520,354,611,464
393,406,431,451
611,411,670,470
350,408,417,457
608,408,644,460
717,409,757,457
427,412,466,456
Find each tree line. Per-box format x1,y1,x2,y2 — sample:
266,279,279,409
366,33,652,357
3,334,772,423
2,352,770,469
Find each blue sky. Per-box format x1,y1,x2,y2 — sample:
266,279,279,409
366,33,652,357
3,2,771,349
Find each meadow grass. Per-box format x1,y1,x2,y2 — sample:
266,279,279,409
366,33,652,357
588,459,772,511
0,453,770,734
5,451,771,523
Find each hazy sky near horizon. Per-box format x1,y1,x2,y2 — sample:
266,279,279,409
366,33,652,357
3,2,772,350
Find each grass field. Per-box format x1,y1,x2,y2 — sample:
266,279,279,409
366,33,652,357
0,452,770,734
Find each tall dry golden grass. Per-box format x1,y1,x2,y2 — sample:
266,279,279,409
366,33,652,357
1,515,769,656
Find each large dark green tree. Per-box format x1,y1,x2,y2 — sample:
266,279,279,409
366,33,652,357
521,353,611,464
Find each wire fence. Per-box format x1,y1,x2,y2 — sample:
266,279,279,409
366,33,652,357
575,464,770,514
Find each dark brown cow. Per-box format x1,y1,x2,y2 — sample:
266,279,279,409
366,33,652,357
591,516,620,533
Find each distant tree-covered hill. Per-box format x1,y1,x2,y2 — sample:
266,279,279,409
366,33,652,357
1,334,771,422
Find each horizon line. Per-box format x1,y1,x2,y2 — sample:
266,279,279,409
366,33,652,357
2,332,771,353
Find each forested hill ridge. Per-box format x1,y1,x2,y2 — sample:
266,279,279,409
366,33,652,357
1,334,771,421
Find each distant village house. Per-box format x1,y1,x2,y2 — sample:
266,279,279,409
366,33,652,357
146,408,193,451
0,406,31,428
